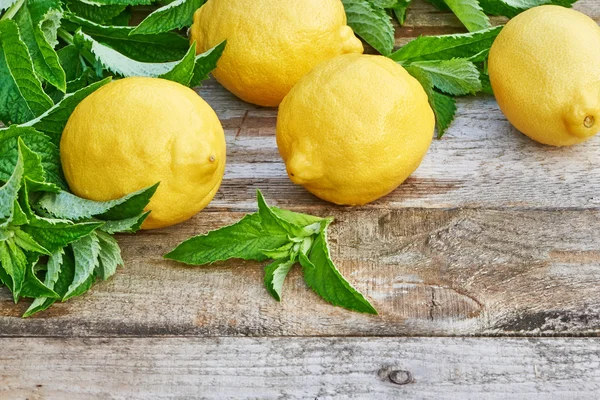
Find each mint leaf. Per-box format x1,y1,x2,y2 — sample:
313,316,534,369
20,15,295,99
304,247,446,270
411,58,482,95
270,207,327,231
0,20,54,125
0,126,63,187
95,231,122,280
1,0,20,12
406,65,457,138
14,0,66,92
188,40,226,87
23,249,62,317
390,0,412,25
77,0,152,5
22,77,112,145
390,26,502,63
64,231,100,300
65,0,127,24
264,258,294,301
132,0,204,35
301,230,377,315
479,0,576,18
0,239,28,301
36,182,158,221
257,190,312,238
98,211,149,234
12,228,50,254
165,213,290,265
442,0,491,32
66,13,189,62
342,0,395,56
20,255,60,299
0,145,24,227
21,216,101,253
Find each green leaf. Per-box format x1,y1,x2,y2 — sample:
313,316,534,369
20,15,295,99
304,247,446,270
20,252,60,300
0,145,24,227
131,0,204,35
479,0,576,18
264,258,295,302
270,207,328,232
342,0,395,56
12,229,50,254
188,40,226,87
24,248,65,315
410,58,482,96
66,13,189,62
74,31,202,85
165,213,290,265
442,0,491,32
257,190,311,238
95,231,122,280
22,77,112,145
0,239,28,301
37,183,158,221
14,0,66,92
1,0,21,12
21,216,101,253
28,0,62,47
99,211,149,234
390,26,502,63
300,230,377,315
0,20,54,125
390,0,412,25
0,126,63,188
406,65,456,138
56,45,84,81
76,0,152,5
64,232,100,300
260,242,294,260
65,0,127,24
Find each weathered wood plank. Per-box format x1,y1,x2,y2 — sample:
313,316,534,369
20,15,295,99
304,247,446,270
1,337,599,399
1,208,598,336
199,80,600,211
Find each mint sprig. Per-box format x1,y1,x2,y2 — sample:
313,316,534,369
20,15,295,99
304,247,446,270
166,190,377,315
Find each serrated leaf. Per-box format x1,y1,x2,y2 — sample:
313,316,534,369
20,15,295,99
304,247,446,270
390,26,502,63
0,0,20,12
188,40,226,87
390,0,412,25
21,216,101,253
77,0,151,5
23,251,62,316
443,0,491,32
257,190,311,238
300,230,377,315
479,0,576,18
56,45,84,81
37,183,158,221
12,229,50,254
66,13,189,62
22,77,112,145
14,0,66,92
0,126,64,187
132,0,204,35
165,213,290,265
406,65,457,138
28,0,62,47
342,0,395,55
0,20,54,125
0,146,24,227
98,211,149,234
261,242,294,260
20,256,60,300
411,58,481,96
74,31,202,85
0,239,28,301
65,0,127,24
95,231,122,280
264,258,295,302
64,232,100,299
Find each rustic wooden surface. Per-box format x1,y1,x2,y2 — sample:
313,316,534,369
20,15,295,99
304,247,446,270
2,0,600,398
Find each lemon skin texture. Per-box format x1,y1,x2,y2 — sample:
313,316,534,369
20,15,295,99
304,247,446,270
276,54,435,206
489,5,600,147
60,77,226,230
189,0,364,107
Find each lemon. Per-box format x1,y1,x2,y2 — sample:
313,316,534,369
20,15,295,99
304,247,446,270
61,77,226,230
276,54,435,206
189,0,363,107
489,5,600,147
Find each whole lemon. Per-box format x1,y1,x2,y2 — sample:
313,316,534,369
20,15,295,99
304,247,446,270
189,0,363,107
276,54,435,206
489,5,600,146
61,77,226,229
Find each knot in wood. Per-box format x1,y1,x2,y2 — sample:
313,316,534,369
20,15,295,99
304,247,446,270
388,369,413,385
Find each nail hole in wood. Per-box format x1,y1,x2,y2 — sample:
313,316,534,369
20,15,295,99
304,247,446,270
388,369,413,385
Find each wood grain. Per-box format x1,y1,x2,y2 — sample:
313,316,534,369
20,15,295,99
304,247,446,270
2,337,599,399
1,208,599,336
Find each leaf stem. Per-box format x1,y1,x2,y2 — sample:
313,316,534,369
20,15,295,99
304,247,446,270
57,27,74,45
1,0,26,21
57,28,97,70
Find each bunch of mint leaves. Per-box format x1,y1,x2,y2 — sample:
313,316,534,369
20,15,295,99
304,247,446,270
342,0,578,137
166,190,378,315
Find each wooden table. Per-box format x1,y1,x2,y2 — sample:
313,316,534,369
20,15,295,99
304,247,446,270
2,1,600,398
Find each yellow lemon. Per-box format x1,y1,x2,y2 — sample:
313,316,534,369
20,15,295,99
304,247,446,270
189,0,363,107
489,5,600,146
61,77,226,229
276,54,435,206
